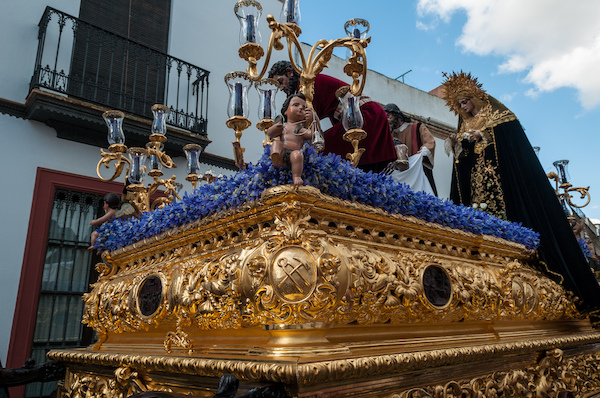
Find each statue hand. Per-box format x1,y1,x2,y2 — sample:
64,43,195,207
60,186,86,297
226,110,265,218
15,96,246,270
469,130,482,142
449,133,458,146
304,109,314,128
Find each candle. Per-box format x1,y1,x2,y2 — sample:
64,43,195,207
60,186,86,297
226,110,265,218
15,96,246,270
149,154,160,170
347,96,358,129
107,118,123,145
246,14,256,43
264,90,272,119
558,164,567,184
132,155,142,182
286,0,295,22
234,82,243,116
188,157,198,175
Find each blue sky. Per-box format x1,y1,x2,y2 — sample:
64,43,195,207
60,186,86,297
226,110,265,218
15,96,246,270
295,0,600,221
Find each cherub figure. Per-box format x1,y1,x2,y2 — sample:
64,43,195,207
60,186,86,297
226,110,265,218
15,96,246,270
88,192,120,250
267,93,313,185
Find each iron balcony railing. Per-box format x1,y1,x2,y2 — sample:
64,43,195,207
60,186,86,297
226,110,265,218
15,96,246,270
30,7,209,136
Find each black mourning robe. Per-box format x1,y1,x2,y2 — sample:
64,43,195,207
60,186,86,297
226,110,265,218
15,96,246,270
450,101,600,326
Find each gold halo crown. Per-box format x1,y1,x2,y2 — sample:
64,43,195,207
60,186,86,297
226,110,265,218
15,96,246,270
441,71,487,115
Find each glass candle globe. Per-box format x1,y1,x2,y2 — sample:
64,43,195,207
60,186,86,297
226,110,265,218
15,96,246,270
341,94,364,131
103,110,125,145
235,0,263,46
255,78,279,121
344,19,369,60
127,147,148,183
344,18,369,39
151,104,170,136
184,144,203,175
553,160,571,185
225,72,252,119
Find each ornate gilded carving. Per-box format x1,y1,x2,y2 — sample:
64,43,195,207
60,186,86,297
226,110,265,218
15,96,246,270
50,337,600,390
63,366,150,398
394,349,600,398
85,242,579,338
163,330,193,354
81,187,582,351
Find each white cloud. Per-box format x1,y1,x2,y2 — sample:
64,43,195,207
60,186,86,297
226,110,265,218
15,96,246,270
417,0,600,109
416,20,436,31
498,92,517,103
524,88,540,99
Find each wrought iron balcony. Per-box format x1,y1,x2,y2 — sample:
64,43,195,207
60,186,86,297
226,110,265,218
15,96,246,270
29,6,209,139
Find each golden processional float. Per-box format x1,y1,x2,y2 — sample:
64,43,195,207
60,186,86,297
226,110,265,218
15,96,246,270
48,1,600,397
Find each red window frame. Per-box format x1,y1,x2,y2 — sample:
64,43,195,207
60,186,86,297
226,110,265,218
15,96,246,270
7,168,122,397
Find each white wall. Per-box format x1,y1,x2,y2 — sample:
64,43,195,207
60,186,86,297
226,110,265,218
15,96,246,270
0,115,96,365
0,0,77,366
0,1,81,103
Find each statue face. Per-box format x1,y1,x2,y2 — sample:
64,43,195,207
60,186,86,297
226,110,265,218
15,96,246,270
273,74,291,93
386,113,400,130
285,96,307,123
458,98,476,114
272,67,298,95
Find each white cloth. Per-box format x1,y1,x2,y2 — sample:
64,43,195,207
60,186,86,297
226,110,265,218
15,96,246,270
389,150,435,196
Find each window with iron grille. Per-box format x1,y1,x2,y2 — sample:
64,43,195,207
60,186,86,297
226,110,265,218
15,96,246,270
69,0,172,116
30,1,210,137
25,189,104,398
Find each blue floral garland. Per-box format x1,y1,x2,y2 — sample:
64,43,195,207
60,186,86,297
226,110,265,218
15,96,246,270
94,145,540,252
579,237,593,260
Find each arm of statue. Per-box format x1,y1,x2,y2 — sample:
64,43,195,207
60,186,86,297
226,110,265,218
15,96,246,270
301,127,314,142
267,122,284,140
418,124,436,168
467,128,492,143
468,129,482,142
304,108,314,128
90,208,117,226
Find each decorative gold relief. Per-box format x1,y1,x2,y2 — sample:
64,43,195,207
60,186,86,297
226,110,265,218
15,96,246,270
49,331,600,391
270,246,317,303
512,278,538,315
63,366,150,398
81,187,582,349
393,349,600,398
164,321,193,354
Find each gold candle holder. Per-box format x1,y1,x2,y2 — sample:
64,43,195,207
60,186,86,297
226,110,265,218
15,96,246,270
226,115,252,169
343,128,367,167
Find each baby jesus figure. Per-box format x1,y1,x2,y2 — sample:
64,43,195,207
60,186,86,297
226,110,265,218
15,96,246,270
268,93,313,185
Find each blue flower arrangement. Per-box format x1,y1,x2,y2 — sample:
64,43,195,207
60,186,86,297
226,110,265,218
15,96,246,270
579,237,593,260
94,145,540,252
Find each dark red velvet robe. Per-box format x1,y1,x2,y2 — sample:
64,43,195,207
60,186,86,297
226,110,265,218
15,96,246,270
311,74,396,171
